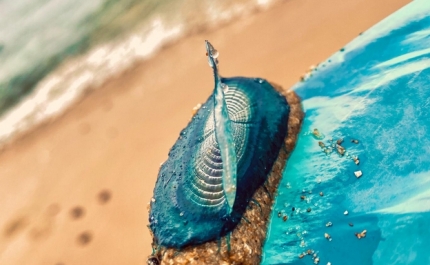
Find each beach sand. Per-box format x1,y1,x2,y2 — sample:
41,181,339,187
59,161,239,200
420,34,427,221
0,0,409,264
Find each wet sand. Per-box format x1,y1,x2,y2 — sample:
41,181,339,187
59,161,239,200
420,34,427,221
0,0,409,264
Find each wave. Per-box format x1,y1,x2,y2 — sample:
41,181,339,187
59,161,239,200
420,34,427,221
0,0,280,148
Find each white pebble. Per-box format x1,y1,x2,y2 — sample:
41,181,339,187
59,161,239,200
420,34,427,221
354,170,363,178
344,210,349,215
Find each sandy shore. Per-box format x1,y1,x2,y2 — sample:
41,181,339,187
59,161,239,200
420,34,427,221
0,0,409,264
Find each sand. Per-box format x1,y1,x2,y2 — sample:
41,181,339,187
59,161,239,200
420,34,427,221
0,0,409,264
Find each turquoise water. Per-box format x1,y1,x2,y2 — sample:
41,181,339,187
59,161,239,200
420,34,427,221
262,1,430,264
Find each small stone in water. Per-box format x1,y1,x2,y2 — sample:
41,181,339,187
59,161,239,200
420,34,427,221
344,210,349,215
353,157,360,165
300,195,306,200
307,208,312,212
299,253,305,259
326,222,332,227
312,128,325,140
324,233,331,239
349,222,354,227
351,139,359,144
283,215,288,221
336,138,344,145
292,207,295,211
336,145,346,156
319,192,324,196
355,230,367,239
354,170,363,178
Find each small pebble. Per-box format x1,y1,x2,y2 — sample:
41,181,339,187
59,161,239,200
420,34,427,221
344,210,349,215
336,145,346,156
77,231,92,246
355,230,367,239
351,139,359,144
292,207,295,211
300,195,306,200
349,223,354,227
324,233,331,239
327,263,332,265
283,215,288,222
326,222,333,227
319,192,324,196
354,171,362,178
336,138,343,145
307,208,312,212
314,257,320,264
98,189,112,204
299,253,305,259
278,212,282,218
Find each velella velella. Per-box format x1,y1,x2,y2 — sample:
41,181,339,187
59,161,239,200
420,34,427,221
148,41,291,249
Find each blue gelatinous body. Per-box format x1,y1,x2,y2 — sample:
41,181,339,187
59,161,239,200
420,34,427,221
149,75,289,248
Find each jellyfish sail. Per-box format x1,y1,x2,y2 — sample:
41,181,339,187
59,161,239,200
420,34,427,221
206,40,237,214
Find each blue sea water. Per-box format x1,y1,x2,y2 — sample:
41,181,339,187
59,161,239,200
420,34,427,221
262,1,430,264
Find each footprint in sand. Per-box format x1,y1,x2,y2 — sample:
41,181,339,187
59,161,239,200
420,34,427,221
97,189,112,205
3,216,29,238
77,231,93,246
70,206,85,220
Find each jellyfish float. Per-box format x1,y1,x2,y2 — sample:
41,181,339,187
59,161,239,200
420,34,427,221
148,41,303,264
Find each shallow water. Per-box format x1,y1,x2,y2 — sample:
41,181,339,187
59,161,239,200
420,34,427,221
0,0,276,146
262,1,430,264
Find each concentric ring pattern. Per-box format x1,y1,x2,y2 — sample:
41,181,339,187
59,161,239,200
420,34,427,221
149,77,289,248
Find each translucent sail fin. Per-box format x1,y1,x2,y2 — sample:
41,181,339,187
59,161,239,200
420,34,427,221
205,40,237,214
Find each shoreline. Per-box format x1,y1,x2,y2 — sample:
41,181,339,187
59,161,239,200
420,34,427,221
0,0,410,264
0,0,279,151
